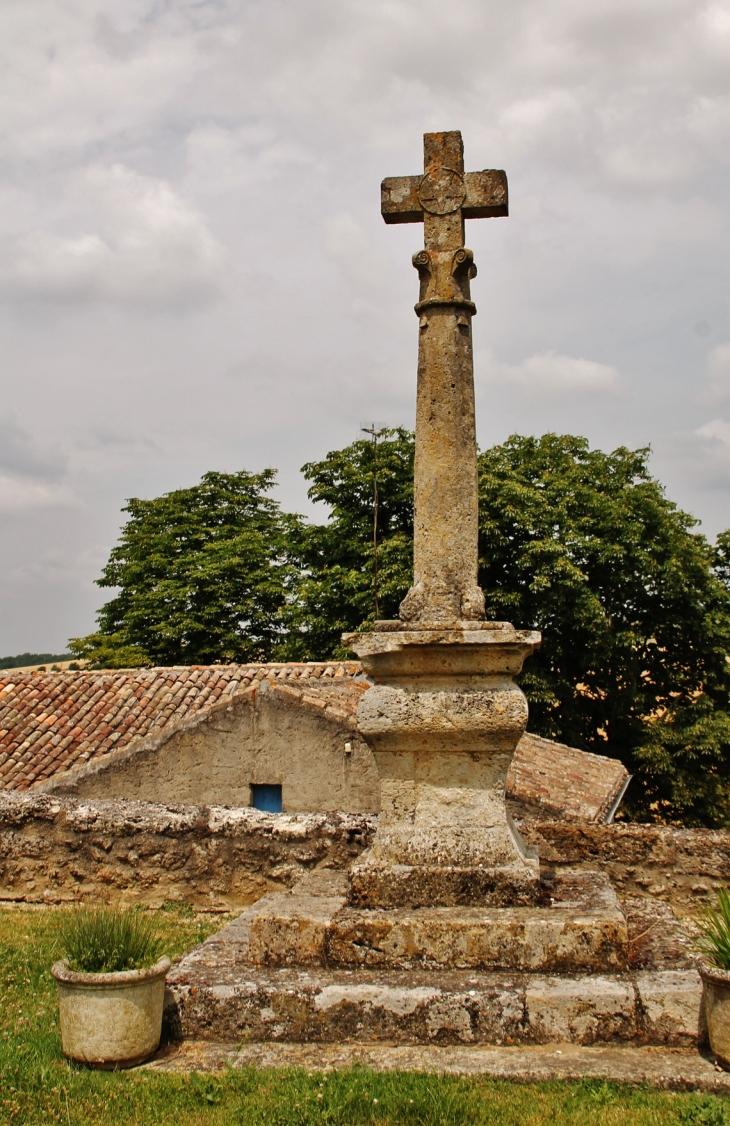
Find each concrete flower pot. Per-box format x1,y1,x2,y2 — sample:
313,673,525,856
51,956,171,1068
700,964,730,1068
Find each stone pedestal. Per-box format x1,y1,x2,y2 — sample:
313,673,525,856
165,866,704,1051
343,621,541,908
245,869,628,974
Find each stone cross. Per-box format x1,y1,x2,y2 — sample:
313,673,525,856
345,133,539,909
381,131,508,623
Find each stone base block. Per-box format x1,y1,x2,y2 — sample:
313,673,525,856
246,868,628,974
164,962,701,1048
348,861,541,909
164,869,701,1051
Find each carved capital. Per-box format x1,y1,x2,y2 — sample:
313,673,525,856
412,248,477,313
452,247,477,283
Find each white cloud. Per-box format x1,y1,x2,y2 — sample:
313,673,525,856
705,343,730,401
0,165,226,305
649,419,730,541
696,417,730,444
0,475,78,514
184,124,315,197
2,0,730,645
482,350,623,395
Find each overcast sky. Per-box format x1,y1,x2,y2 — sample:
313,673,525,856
1,0,730,654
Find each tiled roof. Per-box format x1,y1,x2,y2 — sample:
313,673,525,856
0,664,362,792
0,665,630,822
507,731,631,824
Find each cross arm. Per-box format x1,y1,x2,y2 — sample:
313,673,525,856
463,170,508,219
381,175,423,224
381,169,508,224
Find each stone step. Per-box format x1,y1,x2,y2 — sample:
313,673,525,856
148,1041,729,1091
164,871,701,1050
246,868,629,974
164,960,701,1049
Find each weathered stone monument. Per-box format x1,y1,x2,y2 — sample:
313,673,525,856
345,130,541,912
165,135,699,1052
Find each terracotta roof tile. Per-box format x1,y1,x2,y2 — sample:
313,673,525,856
506,731,630,823
0,663,364,792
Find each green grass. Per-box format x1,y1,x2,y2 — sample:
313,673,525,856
1,906,728,1125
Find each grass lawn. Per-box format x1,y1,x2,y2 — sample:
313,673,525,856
0,906,728,1125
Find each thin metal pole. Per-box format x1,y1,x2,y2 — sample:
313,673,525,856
361,423,384,622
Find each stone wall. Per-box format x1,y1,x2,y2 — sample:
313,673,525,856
0,792,374,912
522,821,730,917
37,680,379,815
2,791,728,916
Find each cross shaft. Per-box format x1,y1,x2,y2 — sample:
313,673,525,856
381,132,508,623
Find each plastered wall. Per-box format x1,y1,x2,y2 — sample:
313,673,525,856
38,681,380,814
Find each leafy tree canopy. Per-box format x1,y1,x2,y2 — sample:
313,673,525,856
280,428,414,659
70,470,296,667
476,434,730,826
70,432,730,825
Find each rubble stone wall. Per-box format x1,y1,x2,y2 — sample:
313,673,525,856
522,821,730,917
0,792,375,912
1,792,728,916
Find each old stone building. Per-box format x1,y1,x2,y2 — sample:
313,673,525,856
0,665,629,822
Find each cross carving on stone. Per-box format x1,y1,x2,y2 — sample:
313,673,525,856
380,131,508,624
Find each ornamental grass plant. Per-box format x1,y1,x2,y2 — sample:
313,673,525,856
695,887,730,971
58,907,166,974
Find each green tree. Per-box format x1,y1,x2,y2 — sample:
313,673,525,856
69,430,730,825
477,434,730,825
285,428,730,823
69,470,296,667
280,428,414,659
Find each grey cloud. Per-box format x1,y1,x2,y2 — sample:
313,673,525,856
0,0,730,649
0,417,66,480
0,165,227,306
479,350,623,396
654,419,730,523
704,343,730,402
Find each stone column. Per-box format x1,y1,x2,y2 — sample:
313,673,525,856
399,132,484,624
404,247,484,623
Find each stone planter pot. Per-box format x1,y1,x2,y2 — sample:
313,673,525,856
700,964,730,1068
51,956,171,1068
